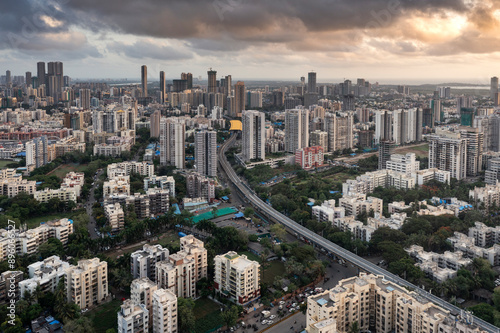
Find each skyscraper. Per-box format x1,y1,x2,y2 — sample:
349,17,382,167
5,70,11,89
325,114,354,152
160,71,166,104
242,110,266,161
150,110,161,138
456,95,473,114
307,72,316,93
378,140,395,170
141,65,148,98
224,75,232,96
26,136,49,168
181,72,193,89
207,69,217,93
195,130,217,177
37,62,46,87
47,61,63,101
428,131,467,180
25,72,32,87
79,89,91,110
285,109,310,153
160,118,185,169
491,76,499,100
234,81,246,115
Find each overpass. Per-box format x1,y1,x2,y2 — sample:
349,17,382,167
218,133,499,333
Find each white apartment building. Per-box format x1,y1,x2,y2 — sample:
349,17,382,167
19,256,70,298
388,201,412,214
385,153,420,176
152,288,178,333
131,244,170,282
214,251,260,305
131,277,158,329
156,254,196,298
468,222,500,248
312,199,346,223
180,235,208,280
367,212,407,230
144,175,175,197
342,169,415,196
65,258,109,309
60,172,85,197
160,117,185,169
428,133,467,180
104,202,125,233
406,245,472,283
0,218,74,260
103,176,131,197
285,108,309,153
195,130,217,177
333,216,376,242
34,187,77,203
306,273,486,333
469,183,500,209
339,194,383,217
117,299,149,333
0,177,36,198
411,168,451,185
108,161,154,178
242,110,266,162
448,232,500,266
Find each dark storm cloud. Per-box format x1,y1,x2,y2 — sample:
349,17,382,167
108,40,193,60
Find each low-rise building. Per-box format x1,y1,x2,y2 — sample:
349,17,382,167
214,251,260,305
469,183,500,209
342,169,415,196
108,161,154,178
312,199,345,223
412,168,451,185
385,153,420,176
0,177,36,198
0,271,23,305
103,176,130,198
295,146,325,170
448,232,500,266
339,193,383,217
388,201,411,214
34,187,77,203
60,172,85,197
19,256,70,298
144,175,175,197
468,221,500,248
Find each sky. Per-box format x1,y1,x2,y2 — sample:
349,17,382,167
1,0,500,84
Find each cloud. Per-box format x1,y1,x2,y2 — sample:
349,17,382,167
108,39,193,60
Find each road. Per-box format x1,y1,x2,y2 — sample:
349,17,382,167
86,169,104,240
218,133,498,333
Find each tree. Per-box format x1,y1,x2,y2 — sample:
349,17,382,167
177,298,195,333
244,207,255,218
468,303,495,325
63,317,95,333
348,321,360,333
221,305,239,328
270,223,286,241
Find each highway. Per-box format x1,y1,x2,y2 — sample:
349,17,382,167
218,133,498,333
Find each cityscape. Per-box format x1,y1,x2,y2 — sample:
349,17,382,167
3,1,500,333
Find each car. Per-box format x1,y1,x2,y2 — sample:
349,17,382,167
261,320,267,325
269,315,276,320
289,308,295,312
279,305,283,310
253,313,260,318
286,304,291,308
230,327,234,332
292,303,297,307
279,301,285,305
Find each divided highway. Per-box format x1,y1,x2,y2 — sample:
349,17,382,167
218,133,498,333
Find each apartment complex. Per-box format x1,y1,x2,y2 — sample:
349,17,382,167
107,161,154,178
19,256,70,298
160,117,185,169
131,277,158,329
0,271,23,305
131,244,170,282
339,194,383,217
144,175,176,197
195,130,217,177
117,299,149,333
385,153,419,176
448,232,500,266
65,258,109,309
306,273,485,333
324,113,354,152
152,288,178,333
312,199,346,223
342,169,415,196
34,187,77,203
295,146,325,169
310,130,328,152
104,202,125,233
214,251,260,305
469,183,500,209
103,176,131,197
285,108,309,153
155,236,207,298
186,172,215,202
0,218,74,260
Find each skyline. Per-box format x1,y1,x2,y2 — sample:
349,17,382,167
1,0,500,83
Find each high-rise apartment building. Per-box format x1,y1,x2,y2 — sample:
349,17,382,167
160,118,185,169
214,251,260,305
131,244,170,282
152,289,177,333
242,110,266,162
374,109,423,145
141,65,148,98
325,114,354,152
160,71,166,104
428,131,467,180
150,110,161,138
65,258,108,310
131,277,158,330
385,153,420,176
207,69,217,94
47,61,63,101
37,62,45,88
457,95,473,114
285,108,310,153
307,72,317,93
79,89,91,110
25,71,32,87
234,81,246,115
491,76,499,100
195,130,217,177
310,130,328,152
378,140,395,170
26,136,48,169
181,72,193,89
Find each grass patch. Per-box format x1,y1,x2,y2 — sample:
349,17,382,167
194,298,224,333
0,160,14,168
23,213,71,229
396,144,429,157
261,261,285,285
86,299,122,333
106,231,180,259
48,163,88,178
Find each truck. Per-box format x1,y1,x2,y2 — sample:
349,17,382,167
261,310,271,318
